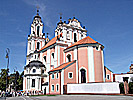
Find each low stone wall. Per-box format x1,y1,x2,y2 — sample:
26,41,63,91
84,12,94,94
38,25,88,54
67,82,120,94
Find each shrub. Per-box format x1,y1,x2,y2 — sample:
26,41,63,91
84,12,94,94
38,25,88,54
119,83,124,94
129,82,133,94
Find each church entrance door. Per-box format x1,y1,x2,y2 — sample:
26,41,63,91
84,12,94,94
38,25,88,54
80,69,86,83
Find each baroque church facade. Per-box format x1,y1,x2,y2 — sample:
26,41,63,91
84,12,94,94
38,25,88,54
23,10,113,95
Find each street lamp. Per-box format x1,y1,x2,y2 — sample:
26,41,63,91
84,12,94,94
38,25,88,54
5,48,10,94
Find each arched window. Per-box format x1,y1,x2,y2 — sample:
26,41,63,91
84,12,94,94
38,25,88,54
37,42,40,50
51,53,54,65
74,33,77,42
67,54,71,62
29,42,31,50
37,26,40,37
33,69,36,73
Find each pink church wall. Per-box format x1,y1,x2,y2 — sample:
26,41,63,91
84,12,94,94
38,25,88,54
64,62,76,85
105,67,112,82
49,72,61,94
93,48,103,82
78,47,89,82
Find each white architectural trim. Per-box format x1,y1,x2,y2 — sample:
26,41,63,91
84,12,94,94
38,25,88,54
55,45,58,68
88,46,95,82
101,50,105,82
58,45,60,66
61,69,64,94
47,49,50,72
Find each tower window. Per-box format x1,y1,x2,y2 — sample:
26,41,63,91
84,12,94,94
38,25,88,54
67,54,71,62
32,79,35,87
37,26,40,37
43,56,46,62
33,69,36,73
29,43,31,50
37,42,40,50
51,53,54,65
74,33,77,42
42,69,44,73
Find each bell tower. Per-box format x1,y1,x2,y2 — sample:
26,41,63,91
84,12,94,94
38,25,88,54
26,9,45,64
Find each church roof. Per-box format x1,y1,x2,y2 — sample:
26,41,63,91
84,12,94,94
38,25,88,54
66,36,101,49
24,60,45,69
39,36,57,51
49,60,76,73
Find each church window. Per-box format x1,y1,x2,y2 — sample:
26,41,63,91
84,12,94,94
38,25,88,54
56,84,59,92
52,73,54,79
32,79,35,87
74,33,77,42
56,73,58,79
35,55,36,59
37,42,40,50
67,54,71,62
81,34,83,39
51,53,54,65
42,69,44,74
33,69,36,73
68,72,73,79
37,26,40,36
43,56,46,62
29,43,31,50
51,85,54,91
107,74,110,80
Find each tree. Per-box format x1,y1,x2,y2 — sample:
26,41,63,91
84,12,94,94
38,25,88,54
17,71,23,90
0,69,9,91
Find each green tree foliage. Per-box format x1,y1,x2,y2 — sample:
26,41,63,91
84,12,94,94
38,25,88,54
0,69,9,91
129,82,133,94
119,83,124,94
0,69,23,91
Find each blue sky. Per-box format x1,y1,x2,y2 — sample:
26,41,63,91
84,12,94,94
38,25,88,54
0,0,133,74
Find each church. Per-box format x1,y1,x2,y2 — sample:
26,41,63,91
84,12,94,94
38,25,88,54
23,10,115,95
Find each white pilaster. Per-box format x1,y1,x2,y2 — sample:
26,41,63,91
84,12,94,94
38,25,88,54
69,29,72,42
54,45,58,68
61,69,64,94
58,45,60,66
47,49,50,72
101,50,105,82
88,46,95,82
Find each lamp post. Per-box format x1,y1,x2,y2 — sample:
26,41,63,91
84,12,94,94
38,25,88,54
5,48,10,96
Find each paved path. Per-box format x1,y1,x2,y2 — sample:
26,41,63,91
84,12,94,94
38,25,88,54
0,95,133,100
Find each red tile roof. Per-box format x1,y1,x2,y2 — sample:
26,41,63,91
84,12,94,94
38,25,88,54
39,36,57,51
66,36,98,49
49,60,76,72
39,33,63,51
